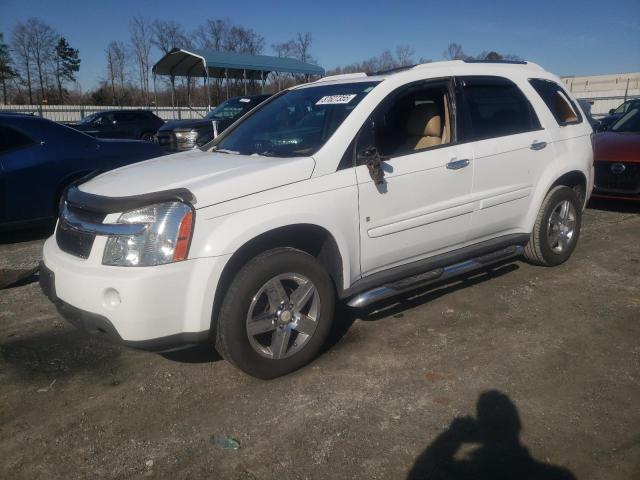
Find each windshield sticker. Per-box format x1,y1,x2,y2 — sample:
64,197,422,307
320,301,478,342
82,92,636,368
239,98,251,103
316,94,357,105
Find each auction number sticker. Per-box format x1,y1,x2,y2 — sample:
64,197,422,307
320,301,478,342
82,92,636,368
316,94,357,105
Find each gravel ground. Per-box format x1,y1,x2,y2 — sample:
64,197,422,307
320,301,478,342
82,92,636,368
0,199,639,480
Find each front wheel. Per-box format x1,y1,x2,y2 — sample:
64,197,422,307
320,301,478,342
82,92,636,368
216,248,335,379
524,185,583,266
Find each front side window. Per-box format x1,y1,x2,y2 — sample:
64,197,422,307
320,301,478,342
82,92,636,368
529,78,581,126
458,76,541,142
355,80,453,159
0,125,35,154
213,82,379,157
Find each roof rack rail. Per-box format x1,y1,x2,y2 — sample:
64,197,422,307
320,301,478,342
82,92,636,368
314,72,367,83
369,64,417,76
463,59,527,65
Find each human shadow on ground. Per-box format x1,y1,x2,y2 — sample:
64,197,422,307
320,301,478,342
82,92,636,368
407,390,576,480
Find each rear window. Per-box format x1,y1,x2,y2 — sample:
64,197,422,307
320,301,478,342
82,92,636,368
0,125,35,154
529,79,582,126
458,76,541,142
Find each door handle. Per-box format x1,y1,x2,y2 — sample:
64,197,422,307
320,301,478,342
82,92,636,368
446,159,470,170
530,141,547,151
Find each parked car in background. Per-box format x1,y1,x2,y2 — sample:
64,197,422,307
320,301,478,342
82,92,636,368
155,95,270,152
593,106,640,200
577,99,600,130
68,109,164,141
0,113,163,230
41,60,593,379
597,99,640,131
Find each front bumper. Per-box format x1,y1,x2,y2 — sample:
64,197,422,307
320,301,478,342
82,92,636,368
40,261,208,351
41,235,231,351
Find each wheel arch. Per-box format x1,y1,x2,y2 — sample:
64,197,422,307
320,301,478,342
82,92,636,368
525,167,589,233
209,223,346,334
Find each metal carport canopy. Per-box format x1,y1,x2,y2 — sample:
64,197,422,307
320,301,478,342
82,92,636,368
152,48,325,80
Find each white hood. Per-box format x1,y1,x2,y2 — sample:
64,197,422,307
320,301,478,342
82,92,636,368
79,149,315,208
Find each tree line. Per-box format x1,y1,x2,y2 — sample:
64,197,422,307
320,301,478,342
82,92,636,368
0,15,520,108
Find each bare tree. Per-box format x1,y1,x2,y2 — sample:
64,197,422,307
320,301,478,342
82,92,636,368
0,32,17,104
224,25,264,54
105,41,127,105
11,22,33,104
25,18,57,102
443,42,467,60
151,20,190,106
193,19,230,51
130,15,152,104
395,45,415,67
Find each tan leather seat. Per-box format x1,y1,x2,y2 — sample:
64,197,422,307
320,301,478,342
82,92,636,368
401,103,442,151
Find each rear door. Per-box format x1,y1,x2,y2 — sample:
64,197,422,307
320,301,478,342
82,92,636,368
457,76,553,242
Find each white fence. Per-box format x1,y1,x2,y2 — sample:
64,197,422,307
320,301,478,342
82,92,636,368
562,72,640,116
0,104,209,122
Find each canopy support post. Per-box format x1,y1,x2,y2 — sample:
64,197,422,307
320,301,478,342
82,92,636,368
261,71,265,94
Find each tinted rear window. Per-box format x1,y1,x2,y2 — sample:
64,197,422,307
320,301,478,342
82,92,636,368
529,79,582,126
458,76,541,142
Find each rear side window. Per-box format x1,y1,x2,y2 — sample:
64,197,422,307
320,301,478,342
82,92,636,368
0,125,35,154
529,79,582,126
457,76,541,142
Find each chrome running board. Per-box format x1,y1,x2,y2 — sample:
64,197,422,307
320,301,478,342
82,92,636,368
346,245,524,308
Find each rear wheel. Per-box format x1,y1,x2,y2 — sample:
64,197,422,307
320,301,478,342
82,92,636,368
524,185,582,266
216,248,335,379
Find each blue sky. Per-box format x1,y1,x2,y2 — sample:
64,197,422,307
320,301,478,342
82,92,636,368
1,0,639,91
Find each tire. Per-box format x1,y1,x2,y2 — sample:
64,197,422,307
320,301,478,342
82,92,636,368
524,185,582,266
216,247,335,379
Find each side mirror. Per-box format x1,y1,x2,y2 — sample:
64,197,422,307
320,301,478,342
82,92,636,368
358,146,385,185
609,109,615,115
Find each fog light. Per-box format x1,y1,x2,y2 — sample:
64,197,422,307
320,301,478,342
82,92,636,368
103,288,121,309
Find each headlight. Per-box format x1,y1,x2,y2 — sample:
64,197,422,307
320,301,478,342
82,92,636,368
102,202,194,267
175,130,199,145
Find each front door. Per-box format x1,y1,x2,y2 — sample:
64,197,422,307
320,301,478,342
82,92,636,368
355,79,474,276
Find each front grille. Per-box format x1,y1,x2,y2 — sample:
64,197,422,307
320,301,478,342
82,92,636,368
56,222,96,259
55,206,105,259
594,162,640,194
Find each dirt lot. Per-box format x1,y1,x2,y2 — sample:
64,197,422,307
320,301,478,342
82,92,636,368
0,200,639,480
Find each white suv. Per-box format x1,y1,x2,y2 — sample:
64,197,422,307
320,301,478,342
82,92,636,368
40,60,594,378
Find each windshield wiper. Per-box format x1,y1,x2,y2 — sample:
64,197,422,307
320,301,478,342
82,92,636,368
214,148,240,154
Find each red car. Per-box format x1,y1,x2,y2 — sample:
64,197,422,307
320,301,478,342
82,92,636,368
593,107,640,200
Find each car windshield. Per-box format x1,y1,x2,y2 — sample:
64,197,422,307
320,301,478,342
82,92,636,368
213,82,380,157
207,98,256,120
610,107,640,133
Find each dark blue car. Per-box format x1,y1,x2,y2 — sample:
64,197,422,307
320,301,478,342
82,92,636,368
0,113,164,230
